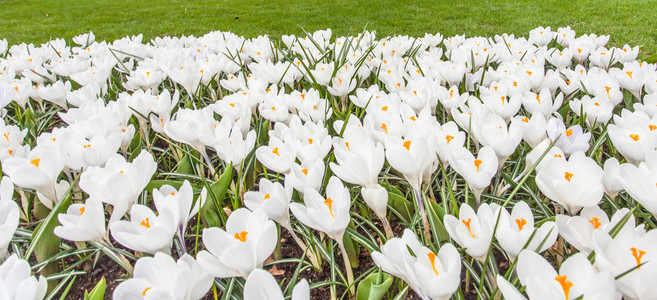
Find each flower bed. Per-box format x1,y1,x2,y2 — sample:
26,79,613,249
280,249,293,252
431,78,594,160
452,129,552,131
0,26,655,299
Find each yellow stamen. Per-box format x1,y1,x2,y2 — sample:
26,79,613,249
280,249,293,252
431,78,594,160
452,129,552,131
264,193,270,200
427,252,439,275
345,142,350,151
142,287,151,296
589,217,601,229
631,247,646,269
79,207,85,215
565,129,574,137
403,140,412,151
140,218,151,228
515,218,527,231
234,231,248,242
445,135,454,145
555,275,573,300
381,123,388,134
301,168,308,176
564,172,573,182
474,159,482,173
30,158,40,168
272,147,280,156
630,134,640,141
462,219,477,238
324,198,335,218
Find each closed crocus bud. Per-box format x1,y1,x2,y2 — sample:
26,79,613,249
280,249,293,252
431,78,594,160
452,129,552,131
602,157,623,198
535,151,604,214
448,146,498,205
0,254,48,300
197,208,277,279
360,184,388,220
515,250,615,300
113,253,213,300
79,150,157,223
495,201,558,260
54,197,107,243
0,177,19,258
110,204,176,255
593,227,657,299
152,180,204,243
372,229,461,300
618,151,657,216
444,203,498,262
243,269,310,300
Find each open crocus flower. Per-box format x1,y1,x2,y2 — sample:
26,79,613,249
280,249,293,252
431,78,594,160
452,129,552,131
0,177,18,258
243,269,310,300
0,254,48,300
255,136,296,174
113,252,213,300
110,204,176,255
506,250,615,300
152,180,205,248
290,176,355,294
244,178,293,229
593,226,657,299
448,146,498,205
535,151,604,214
372,229,461,300
286,159,325,194
197,208,277,279
607,122,657,165
515,113,547,148
444,203,498,262
2,143,65,207
496,201,558,260
54,197,107,243
556,207,636,256
546,118,590,156
79,150,157,222
473,113,523,168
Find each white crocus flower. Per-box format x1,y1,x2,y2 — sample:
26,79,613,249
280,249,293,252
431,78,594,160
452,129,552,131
152,181,205,248
556,207,638,256
0,254,48,300
618,151,657,216
546,118,590,156
593,227,657,300
112,252,213,300
444,203,498,262
496,201,558,260
0,177,19,258
448,146,498,205
243,269,310,300
513,250,615,300
79,150,157,222
535,151,604,214
54,197,107,243
255,136,296,174
110,204,176,255
3,143,65,207
197,208,277,279
372,229,461,300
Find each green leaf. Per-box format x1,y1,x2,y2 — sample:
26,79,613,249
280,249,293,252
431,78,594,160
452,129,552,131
83,277,106,300
343,222,360,268
31,193,72,280
356,270,393,300
201,163,233,226
427,200,450,243
204,209,221,228
387,192,414,223
145,179,183,192
174,153,195,175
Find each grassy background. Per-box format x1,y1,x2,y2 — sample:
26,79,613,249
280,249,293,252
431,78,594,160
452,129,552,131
0,0,656,54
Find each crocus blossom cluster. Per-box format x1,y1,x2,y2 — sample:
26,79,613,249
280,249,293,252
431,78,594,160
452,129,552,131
0,25,656,300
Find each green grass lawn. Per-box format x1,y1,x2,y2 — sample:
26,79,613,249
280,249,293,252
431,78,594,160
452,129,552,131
1,0,656,55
